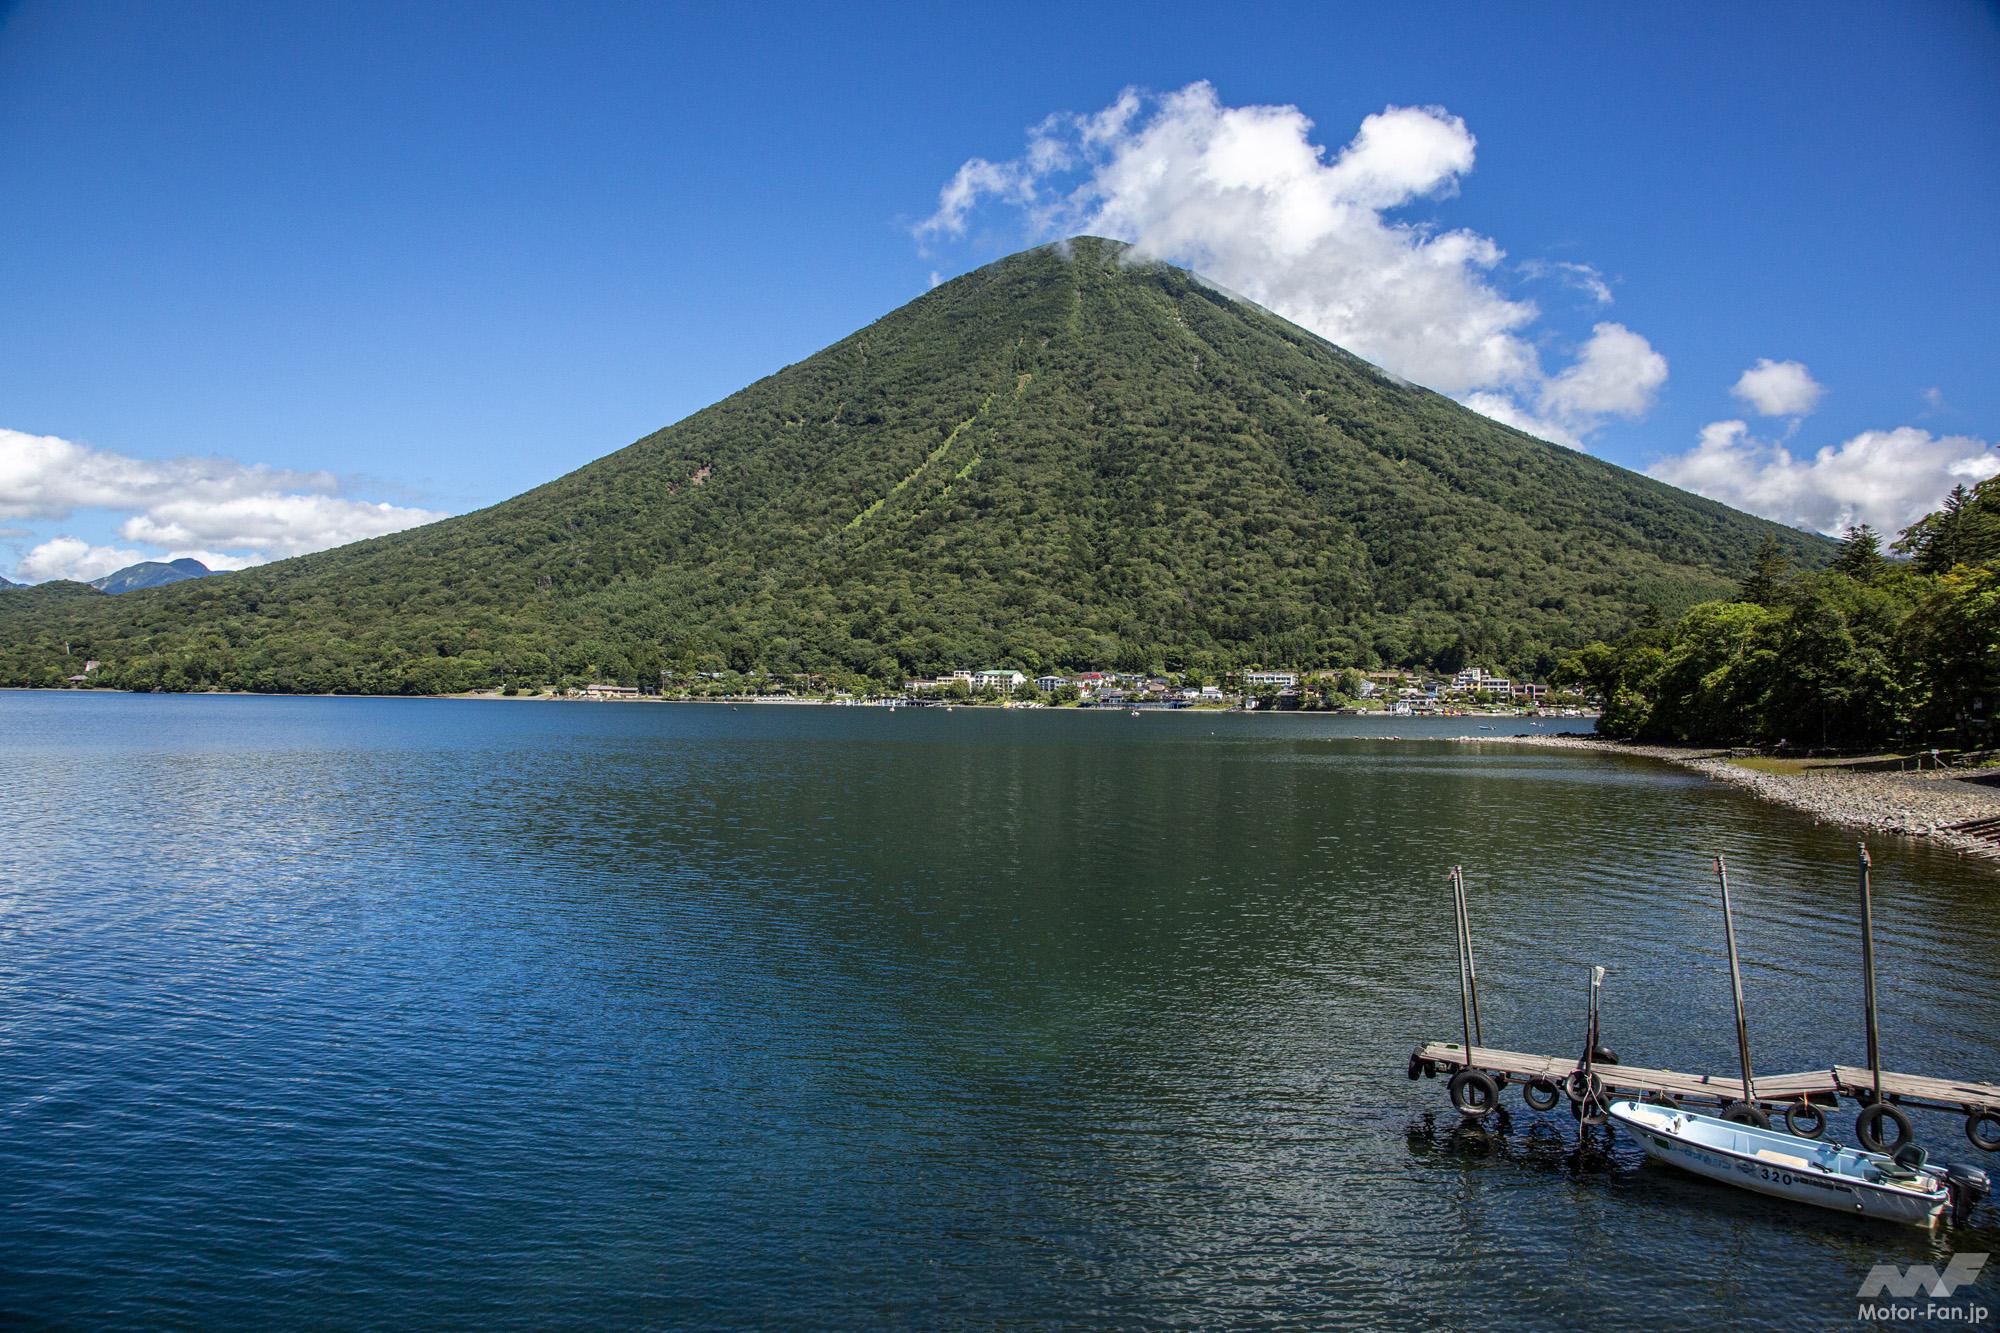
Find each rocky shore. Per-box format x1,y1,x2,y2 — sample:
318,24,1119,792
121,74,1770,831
1484,733,2000,863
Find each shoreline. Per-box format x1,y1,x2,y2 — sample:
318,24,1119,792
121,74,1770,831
2,685,1561,720
1482,733,2000,863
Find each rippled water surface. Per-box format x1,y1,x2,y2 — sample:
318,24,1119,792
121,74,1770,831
3,693,1997,1327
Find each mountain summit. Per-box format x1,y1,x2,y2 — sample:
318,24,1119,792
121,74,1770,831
0,238,1821,692
90,557,213,595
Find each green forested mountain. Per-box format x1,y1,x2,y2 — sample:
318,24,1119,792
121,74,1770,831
90,557,214,595
0,237,1826,693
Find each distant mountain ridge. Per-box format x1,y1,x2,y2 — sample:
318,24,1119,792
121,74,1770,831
0,237,1826,693
90,558,212,595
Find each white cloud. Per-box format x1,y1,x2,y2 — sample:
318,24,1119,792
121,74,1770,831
1461,321,1666,447
1539,321,1668,422
2,426,447,580
915,82,1669,439
16,537,146,583
1460,392,1585,450
0,428,334,520
1649,420,1997,535
117,493,441,556
1731,358,1823,417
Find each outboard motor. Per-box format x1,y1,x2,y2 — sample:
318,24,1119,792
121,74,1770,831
1945,1163,1991,1226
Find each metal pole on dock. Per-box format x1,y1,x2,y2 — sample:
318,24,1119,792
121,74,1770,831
1857,842,1883,1103
1713,854,1756,1104
1454,866,1484,1049
1451,868,1473,1053
1583,965,1605,1074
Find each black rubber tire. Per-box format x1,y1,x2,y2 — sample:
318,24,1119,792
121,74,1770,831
1966,1111,2000,1153
1856,1102,1914,1154
1721,1101,1770,1128
1564,1070,1602,1106
1523,1078,1562,1112
1448,1070,1500,1119
1784,1102,1827,1139
1407,1053,1424,1081
1593,1045,1620,1066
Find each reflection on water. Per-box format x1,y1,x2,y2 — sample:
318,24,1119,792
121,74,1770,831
0,694,1995,1326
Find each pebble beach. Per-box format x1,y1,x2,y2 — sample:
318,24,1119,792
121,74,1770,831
1484,733,2000,863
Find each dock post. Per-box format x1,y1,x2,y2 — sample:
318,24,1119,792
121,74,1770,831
1454,866,1484,1049
1714,854,1757,1104
1464,868,1480,1056
1858,842,1883,1103
1582,965,1606,1077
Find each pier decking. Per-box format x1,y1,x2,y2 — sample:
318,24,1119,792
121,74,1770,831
1831,1066,2000,1118
1413,1041,1840,1113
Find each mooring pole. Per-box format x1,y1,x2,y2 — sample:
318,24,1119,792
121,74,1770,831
1583,965,1606,1075
1456,866,1484,1049
1858,842,1883,1103
1452,867,1474,1054
1714,853,1756,1104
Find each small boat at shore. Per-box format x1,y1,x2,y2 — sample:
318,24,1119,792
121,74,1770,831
1610,1099,1989,1228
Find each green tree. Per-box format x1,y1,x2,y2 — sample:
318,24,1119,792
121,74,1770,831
1902,564,2000,744
1832,524,1887,582
1739,534,1795,606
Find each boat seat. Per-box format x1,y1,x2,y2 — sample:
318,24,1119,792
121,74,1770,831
1755,1148,1810,1170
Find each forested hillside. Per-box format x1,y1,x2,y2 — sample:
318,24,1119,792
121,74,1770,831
0,237,1826,693
1558,478,2000,748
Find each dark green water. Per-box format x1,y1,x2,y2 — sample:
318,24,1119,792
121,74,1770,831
2,693,1995,1327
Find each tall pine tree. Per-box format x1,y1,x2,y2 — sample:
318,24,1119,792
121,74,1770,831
1832,523,1886,582
1740,533,1795,605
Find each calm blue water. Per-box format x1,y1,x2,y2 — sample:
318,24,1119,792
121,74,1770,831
2,693,1995,1327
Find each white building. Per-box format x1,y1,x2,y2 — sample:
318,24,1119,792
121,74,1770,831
1245,671,1298,688
1034,674,1066,693
1452,667,1512,696
975,669,1026,693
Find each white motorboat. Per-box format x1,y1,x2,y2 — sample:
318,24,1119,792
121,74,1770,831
1610,1099,1989,1228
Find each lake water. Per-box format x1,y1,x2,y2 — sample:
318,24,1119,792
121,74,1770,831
3,693,1996,1327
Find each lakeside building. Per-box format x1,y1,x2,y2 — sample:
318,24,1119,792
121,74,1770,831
890,663,1555,709
1449,667,1513,697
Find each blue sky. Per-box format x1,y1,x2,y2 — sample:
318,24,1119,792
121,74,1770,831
3,1,1996,580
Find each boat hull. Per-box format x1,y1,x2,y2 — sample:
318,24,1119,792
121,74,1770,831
1610,1101,1947,1228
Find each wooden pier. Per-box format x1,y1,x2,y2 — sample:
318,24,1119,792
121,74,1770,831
1411,848,2000,1154
1412,1042,2000,1150
1411,1042,1840,1114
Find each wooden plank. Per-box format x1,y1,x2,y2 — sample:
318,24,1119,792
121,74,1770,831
1752,1070,1842,1101
1833,1065,2000,1112
1417,1042,1839,1105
